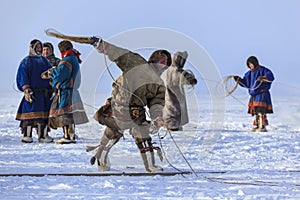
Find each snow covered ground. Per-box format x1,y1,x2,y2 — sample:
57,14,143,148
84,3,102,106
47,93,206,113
0,91,300,199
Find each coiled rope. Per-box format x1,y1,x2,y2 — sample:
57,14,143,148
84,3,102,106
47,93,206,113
222,75,300,97
179,69,196,94
222,75,263,97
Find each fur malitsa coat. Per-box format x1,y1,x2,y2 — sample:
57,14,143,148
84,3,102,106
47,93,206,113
162,64,197,130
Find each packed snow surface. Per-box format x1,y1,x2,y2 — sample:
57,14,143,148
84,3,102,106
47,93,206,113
0,92,299,199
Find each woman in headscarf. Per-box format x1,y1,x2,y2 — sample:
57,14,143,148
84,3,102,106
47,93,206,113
16,39,53,143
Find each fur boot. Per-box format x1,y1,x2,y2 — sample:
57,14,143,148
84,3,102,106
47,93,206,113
21,126,33,143
88,128,122,171
55,125,76,144
250,113,267,132
37,123,53,143
136,137,163,173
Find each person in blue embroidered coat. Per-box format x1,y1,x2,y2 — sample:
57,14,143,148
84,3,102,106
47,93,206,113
48,40,88,144
234,56,274,132
16,39,53,143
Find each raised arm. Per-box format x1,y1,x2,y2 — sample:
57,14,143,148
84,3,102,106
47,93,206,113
93,38,147,73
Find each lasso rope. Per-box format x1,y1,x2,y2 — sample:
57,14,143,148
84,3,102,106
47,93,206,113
158,129,198,177
179,69,196,94
222,75,300,97
157,132,187,177
272,81,300,90
222,75,239,97
222,75,264,97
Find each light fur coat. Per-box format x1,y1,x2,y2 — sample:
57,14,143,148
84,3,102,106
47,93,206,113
162,51,197,130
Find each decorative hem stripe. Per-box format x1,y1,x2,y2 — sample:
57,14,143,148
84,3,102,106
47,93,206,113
16,112,49,121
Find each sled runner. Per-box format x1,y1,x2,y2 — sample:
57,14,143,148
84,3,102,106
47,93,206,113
0,171,191,177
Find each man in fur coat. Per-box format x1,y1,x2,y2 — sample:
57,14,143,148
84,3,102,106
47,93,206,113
234,56,274,132
88,37,172,173
162,51,197,131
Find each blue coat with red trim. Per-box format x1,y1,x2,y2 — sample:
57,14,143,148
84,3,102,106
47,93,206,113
239,65,274,114
49,54,84,117
15,55,52,121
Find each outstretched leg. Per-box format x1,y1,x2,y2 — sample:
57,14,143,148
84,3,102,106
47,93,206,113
90,127,123,171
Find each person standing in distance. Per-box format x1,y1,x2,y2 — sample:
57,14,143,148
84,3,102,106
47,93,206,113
234,56,274,132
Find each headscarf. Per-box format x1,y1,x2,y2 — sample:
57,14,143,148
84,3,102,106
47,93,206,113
29,39,42,56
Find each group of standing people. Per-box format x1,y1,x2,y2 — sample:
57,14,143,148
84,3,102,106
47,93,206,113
15,33,274,173
16,39,88,144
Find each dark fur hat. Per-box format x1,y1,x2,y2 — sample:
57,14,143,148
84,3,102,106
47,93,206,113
58,40,73,53
148,49,172,66
246,56,259,68
43,42,54,54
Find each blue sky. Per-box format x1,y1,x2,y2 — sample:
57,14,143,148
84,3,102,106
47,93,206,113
1,0,300,96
